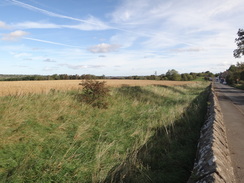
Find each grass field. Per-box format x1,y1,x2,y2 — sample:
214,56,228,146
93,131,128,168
0,81,210,182
0,80,194,96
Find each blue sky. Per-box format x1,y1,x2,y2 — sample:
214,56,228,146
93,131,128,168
0,0,243,76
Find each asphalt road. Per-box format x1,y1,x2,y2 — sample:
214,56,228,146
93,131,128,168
214,82,244,183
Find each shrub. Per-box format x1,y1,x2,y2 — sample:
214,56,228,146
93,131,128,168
78,79,110,108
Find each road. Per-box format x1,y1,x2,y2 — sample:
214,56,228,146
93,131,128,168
214,82,244,183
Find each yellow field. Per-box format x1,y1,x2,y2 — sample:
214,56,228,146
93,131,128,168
0,80,195,96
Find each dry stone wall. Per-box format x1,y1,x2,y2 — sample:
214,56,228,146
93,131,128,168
188,84,235,183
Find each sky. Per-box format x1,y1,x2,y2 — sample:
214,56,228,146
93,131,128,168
0,0,243,76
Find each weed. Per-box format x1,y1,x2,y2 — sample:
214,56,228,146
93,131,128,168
78,79,110,109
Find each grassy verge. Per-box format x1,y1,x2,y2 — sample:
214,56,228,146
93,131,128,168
0,82,210,183
233,83,244,90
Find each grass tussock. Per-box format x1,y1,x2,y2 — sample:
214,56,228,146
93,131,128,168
0,82,210,183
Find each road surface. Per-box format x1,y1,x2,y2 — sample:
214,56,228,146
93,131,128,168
214,82,244,183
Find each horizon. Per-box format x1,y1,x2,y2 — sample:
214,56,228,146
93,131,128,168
0,0,243,76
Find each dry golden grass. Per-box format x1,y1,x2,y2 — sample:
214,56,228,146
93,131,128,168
0,80,195,96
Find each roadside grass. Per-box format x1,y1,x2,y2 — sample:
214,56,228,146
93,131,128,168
0,82,210,183
234,83,244,90
104,84,209,183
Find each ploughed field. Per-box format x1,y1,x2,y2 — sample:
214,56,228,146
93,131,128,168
0,80,210,183
0,79,194,96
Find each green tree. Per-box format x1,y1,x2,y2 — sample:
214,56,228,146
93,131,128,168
240,71,244,80
181,74,188,81
166,69,181,81
234,29,244,58
190,72,197,79
225,62,244,85
187,74,193,81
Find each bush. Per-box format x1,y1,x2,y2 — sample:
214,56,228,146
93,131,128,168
78,79,110,108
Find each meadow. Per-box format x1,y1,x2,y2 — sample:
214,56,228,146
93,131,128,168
0,80,210,182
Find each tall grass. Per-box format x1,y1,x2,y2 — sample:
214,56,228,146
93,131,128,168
0,82,209,183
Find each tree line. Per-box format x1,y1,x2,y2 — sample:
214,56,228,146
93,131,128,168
219,62,244,88
0,74,105,81
0,70,214,82
124,70,214,81
219,29,244,89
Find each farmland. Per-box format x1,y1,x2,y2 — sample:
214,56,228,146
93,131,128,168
0,80,210,182
0,80,194,96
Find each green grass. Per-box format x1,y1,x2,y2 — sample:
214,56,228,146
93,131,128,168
192,77,205,81
0,82,210,183
234,83,244,90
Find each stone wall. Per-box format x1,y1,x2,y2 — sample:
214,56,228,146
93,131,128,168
188,84,235,183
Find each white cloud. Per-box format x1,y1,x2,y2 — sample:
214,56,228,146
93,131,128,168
0,21,10,29
10,51,32,58
8,0,140,33
23,37,83,48
110,0,243,49
9,0,112,31
217,61,236,67
63,16,110,31
43,66,59,72
23,58,33,61
111,0,242,29
110,33,138,48
13,18,109,31
171,48,204,53
13,65,29,68
15,21,60,29
110,0,152,24
88,43,121,53
2,30,29,41
60,64,104,70
44,58,56,62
